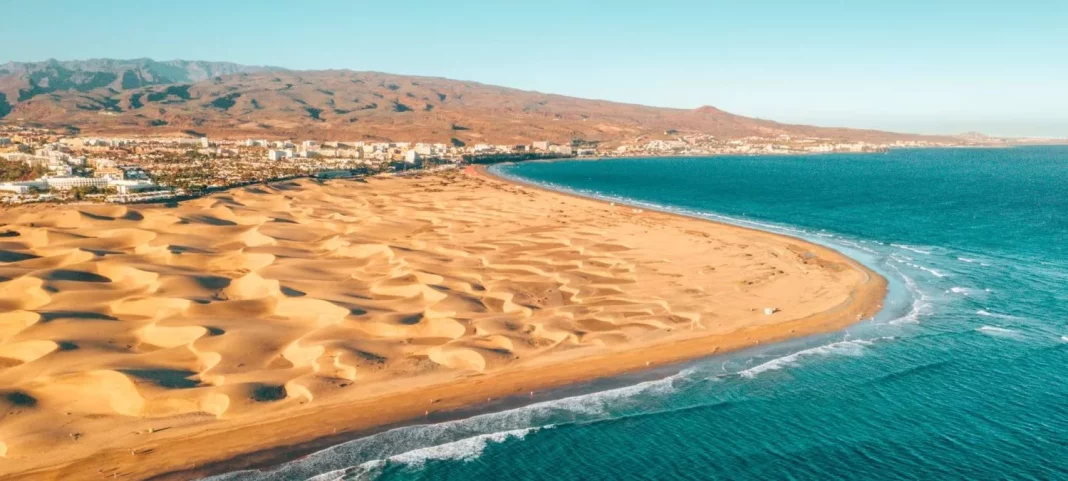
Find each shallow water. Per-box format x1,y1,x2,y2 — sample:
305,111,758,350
212,146,1068,480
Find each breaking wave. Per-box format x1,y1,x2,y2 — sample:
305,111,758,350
737,339,875,379
206,369,692,481
977,325,1023,339
307,427,543,481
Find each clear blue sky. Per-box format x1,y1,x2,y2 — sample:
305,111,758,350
4,0,1067,137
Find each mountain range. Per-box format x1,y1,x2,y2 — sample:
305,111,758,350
0,58,953,144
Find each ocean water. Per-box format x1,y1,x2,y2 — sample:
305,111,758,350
213,146,1068,480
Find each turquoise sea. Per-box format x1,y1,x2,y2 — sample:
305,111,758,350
213,146,1068,480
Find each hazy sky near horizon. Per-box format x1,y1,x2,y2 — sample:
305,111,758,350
4,0,1067,137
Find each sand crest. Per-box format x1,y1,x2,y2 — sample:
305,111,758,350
0,170,883,479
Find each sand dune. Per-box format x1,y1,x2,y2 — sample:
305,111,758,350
0,169,883,480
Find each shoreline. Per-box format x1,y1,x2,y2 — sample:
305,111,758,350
4,168,887,481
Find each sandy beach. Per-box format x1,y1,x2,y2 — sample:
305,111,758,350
0,168,885,480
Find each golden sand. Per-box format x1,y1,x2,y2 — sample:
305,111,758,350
0,168,884,480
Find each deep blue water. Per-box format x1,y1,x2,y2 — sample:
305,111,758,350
214,147,1068,480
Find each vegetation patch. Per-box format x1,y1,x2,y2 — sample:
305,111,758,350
145,85,192,102
18,68,118,101
250,384,287,402
120,70,143,89
0,160,49,182
209,93,241,110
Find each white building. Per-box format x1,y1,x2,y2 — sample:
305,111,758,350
267,150,287,161
44,176,109,191
108,179,157,195
550,145,573,156
1,153,49,166
92,158,118,169
302,140,319,150
48,164,74,176
0,180,46,194
532,141,550,151
404,150,420,163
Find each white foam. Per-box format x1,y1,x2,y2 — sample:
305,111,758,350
391,427,538,466
977,309,1021,320
977,325,1022,339
885,264,931,325
918,265,948,278
205,368,692,481
891,244,932,255
948,287,975,296
311,426,543,480
738,339,874,379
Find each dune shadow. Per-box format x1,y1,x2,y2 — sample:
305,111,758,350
123,211,145,221
0,250,39,263
271,182,302,191
78,211,115,221
182,215,238,226
398,313,424,325
2,390,37,407
45,269,112,283
280,286,306,297
353,350,388,364
39,311,118,322
168,245,212,254
80,248,124,257
194,275,232,290
119,369,201,389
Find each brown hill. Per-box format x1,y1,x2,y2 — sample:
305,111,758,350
0,59,947,144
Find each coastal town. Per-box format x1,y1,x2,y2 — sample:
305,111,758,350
0,124,981,204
